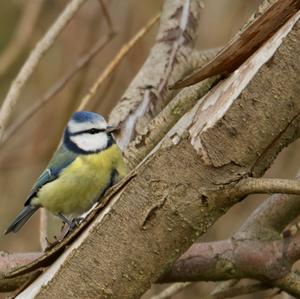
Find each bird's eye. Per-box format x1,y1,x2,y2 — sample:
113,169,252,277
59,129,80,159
89,128,100,134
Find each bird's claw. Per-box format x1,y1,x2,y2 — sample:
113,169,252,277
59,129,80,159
71,217,83,227
44,236,60,251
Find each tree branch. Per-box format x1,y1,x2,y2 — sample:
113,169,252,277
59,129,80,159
236,174,300,241
109,0,206,149
208,177,300,298
0,252,42,272
0,252,42,292
160,234,300,282
227,178,300,199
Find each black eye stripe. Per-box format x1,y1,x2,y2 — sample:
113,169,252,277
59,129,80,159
70,128,105,136
89,128,101,134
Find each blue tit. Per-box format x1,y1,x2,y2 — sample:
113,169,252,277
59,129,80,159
5,111,126,234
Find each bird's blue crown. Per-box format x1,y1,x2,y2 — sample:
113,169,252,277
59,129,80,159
71,111,105,123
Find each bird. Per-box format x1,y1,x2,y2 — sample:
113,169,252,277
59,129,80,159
5,111,126,234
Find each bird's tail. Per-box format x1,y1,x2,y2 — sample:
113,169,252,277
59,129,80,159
5,205,39,234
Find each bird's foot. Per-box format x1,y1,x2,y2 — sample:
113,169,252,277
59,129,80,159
57,213,79,230
44,217,84,251
62,217,82,232
45,236,60,251
71,217,83,228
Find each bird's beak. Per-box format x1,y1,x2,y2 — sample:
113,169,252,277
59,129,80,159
106,125,118,133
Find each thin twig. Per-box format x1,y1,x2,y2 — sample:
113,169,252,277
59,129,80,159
229,178,300,198
77,12,161,110
0,33,115,150
150,283,191,299
0,0,89,142
98,0,115,33
157,0,191,95
0,0,45,76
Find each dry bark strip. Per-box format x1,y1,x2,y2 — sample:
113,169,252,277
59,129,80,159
173,0,300,88
13,12,300,299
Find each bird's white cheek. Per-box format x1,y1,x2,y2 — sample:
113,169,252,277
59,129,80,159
70,133,108,152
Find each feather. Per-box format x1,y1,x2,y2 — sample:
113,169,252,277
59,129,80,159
25,143,78,205
4,206,39,234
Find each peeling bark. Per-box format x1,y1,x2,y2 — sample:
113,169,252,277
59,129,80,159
15,13,300,299
125,73,220,170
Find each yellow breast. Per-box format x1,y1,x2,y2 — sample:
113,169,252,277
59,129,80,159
34,144,126,216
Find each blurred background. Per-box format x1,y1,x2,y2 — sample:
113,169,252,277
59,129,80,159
0,0,299,298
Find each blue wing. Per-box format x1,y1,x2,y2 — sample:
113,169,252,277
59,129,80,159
25,143,78,205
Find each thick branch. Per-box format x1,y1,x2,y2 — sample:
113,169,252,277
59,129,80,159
161,234,300,282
